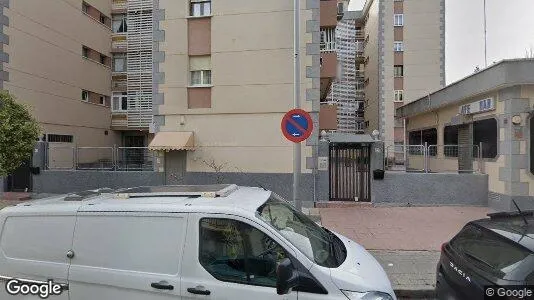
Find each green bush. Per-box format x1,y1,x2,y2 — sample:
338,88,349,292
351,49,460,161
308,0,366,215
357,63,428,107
0,91,40,176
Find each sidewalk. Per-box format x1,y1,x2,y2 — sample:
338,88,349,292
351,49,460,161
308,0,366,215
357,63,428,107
319,205,491,298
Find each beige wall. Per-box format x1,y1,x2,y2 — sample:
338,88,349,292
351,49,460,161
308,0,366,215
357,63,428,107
405,89,505,194
403,0,443,103
4,0,114,147
158,0,314,173
363,0,380,135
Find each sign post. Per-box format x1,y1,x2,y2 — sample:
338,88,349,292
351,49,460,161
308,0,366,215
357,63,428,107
282,109,313,210
293,0,302,211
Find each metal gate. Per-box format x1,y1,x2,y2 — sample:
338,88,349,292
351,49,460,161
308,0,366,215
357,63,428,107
329,143,370,202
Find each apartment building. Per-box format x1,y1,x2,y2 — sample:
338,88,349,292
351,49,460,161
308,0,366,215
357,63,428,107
143,0,336,205
362,0,445,149
322,10,366,134
2,0,118,147
110,0,153,147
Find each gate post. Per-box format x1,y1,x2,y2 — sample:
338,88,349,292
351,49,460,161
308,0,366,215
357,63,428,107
423,142,430,173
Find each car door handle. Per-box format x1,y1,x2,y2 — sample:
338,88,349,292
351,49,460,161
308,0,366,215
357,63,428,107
151,281,174,290
187,286,211,295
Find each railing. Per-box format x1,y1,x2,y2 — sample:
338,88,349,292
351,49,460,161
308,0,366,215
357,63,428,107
112,80,127,90
116,147,155,171
46,146,155,171
385,144,483,173
112,0,127,10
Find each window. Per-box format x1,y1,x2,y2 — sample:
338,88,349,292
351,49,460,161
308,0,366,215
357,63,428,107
113,54,126,72
199,218,288,287
394,65,404,77
257,195,346,268
72,216,185,274
444,125,459,157
112,15,127,33
409,128,437,155
82,90,89,101
337,2,344,15
394,41,404,52
47,134,74,143
99,95,106,105
394,90,404,102
473,118,498,158
112,92,128,112
99,14,106,24
191,70,211,86
82,46,89,58
320,27,336,52
100,54,107,65
190,0,211,17
394,14,404,26
450,225,532,278
82,2,89,14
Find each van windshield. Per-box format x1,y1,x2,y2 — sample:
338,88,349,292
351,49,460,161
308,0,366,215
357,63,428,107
256,195,345,268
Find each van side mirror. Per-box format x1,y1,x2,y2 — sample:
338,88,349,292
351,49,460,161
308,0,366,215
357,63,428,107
276,258,299,295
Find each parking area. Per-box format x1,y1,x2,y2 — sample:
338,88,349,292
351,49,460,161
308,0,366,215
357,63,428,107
320,206,491,251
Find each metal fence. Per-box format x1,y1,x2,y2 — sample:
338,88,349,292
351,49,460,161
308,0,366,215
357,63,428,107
386,144,483,173
46,145,155,171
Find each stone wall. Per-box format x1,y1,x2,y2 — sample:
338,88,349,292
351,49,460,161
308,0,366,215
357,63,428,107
33,171,165,194
372,172,489,206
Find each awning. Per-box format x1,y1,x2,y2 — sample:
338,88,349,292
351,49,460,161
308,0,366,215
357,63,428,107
149,132,195,151
327,133,377,143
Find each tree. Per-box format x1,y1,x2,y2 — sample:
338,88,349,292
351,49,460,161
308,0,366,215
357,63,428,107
202,158,227,184
0,91,40,176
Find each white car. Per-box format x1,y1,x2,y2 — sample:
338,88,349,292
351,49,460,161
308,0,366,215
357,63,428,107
0,184,395,300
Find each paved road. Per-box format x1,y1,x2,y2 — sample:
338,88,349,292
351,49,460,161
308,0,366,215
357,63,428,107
320,206,490,251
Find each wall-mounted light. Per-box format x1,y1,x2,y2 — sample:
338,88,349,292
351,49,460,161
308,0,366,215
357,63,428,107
512,115,522,125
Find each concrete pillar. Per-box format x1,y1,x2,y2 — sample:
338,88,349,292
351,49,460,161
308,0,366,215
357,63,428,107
317,140,330,202
370,141,385,172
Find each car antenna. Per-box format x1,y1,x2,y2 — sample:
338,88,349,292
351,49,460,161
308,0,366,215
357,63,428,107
512,199,529,225
234,167,267,191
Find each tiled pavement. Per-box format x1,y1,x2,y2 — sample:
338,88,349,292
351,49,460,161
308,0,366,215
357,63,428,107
320,206,491,251
320,206,491,298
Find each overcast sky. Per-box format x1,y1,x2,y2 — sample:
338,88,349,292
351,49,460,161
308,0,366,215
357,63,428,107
348,0,534,84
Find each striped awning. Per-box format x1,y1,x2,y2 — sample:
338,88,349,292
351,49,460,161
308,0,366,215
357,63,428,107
149,132,195,151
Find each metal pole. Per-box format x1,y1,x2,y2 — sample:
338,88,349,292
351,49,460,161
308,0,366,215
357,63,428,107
483,0,488,68
293,0,302,210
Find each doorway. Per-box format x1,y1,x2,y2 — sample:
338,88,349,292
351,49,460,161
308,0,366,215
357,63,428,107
165,151,187,185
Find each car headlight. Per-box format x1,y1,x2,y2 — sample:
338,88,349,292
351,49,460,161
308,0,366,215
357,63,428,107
342,290,394,300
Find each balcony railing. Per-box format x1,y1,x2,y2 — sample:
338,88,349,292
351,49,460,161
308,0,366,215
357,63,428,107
112,35,127,51
112,0,127,11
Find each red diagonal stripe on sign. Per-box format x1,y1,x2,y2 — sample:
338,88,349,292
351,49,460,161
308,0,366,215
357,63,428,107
287,116,306,133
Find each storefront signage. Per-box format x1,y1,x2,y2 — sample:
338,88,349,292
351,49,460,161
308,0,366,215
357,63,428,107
459,98,495,115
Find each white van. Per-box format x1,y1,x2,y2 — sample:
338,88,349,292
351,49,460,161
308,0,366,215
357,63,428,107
0,184,396,300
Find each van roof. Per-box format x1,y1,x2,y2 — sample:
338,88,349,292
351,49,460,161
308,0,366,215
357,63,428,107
2,185,274,217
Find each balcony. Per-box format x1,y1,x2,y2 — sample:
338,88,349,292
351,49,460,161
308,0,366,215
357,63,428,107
112,78,127,92
111,113,128,129
112,0,127,13
112,35,127,53
319,104,338,131
320,52,337,100
355,30,365,39
320,0,338,27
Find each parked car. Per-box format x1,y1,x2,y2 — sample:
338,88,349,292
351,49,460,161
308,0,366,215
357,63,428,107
436,208,534,300
0,184,396,300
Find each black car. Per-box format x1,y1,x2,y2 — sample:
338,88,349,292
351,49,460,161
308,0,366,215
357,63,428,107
436,209,534,300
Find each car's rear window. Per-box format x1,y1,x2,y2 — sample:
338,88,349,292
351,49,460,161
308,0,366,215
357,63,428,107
450,225,532,277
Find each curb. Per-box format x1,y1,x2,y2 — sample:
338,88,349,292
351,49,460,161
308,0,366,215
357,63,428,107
395,289,435,299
